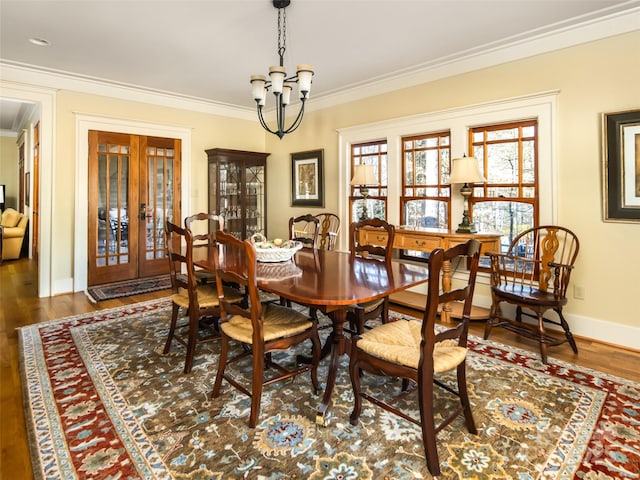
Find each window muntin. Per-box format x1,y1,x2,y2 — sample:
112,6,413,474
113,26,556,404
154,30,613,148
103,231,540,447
469,120,538,251
350,140,388,222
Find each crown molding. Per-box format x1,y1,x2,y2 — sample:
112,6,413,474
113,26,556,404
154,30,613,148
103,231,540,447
0,61,256,121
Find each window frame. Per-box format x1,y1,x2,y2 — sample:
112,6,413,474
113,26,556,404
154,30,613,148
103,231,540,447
400,130,452,229
469,119,540,247
349,140,389,222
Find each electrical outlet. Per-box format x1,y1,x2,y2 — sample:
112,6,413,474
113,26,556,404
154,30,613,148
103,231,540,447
573,285,584,300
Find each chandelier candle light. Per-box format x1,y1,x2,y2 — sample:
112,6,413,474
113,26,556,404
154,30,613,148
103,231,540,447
449,155,486,233
250,0,314,139
351,164,378,220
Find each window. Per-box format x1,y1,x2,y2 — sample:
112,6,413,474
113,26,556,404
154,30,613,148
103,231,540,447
401,131,451,229
400,131,451,260
469,120,538,250
350,140,388,222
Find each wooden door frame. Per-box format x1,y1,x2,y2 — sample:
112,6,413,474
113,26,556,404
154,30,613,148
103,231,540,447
74,115,192,293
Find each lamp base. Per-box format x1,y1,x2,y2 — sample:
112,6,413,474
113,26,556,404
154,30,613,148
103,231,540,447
456,222,478,234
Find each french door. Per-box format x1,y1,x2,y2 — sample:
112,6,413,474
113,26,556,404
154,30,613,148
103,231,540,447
87,131,181,286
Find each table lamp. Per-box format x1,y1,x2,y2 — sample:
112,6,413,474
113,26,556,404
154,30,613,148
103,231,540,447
449,155,485,233
0,184,5,211
351,165,378,220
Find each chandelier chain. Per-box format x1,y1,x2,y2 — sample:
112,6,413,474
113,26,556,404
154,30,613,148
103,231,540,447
277,8,287,64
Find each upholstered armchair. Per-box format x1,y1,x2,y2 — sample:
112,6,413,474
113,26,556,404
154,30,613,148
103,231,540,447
1,208,28,260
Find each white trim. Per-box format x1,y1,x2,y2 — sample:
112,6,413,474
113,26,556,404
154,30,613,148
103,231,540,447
337,91,559,251
74,114,192,292
1,62,255,121
0,81,56,297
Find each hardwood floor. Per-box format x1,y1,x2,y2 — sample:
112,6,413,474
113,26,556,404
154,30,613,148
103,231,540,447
1,258,639,478
0,258,172,478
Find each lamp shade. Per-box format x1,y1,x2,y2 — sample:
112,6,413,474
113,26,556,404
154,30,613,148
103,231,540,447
0,184,5,203
350,164,378,186
449,155,486,184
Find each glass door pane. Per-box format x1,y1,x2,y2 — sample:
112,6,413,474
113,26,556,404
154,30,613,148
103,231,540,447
245,164,265,237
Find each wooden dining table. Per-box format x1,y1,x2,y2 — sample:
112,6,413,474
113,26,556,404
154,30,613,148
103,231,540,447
194,246,429,426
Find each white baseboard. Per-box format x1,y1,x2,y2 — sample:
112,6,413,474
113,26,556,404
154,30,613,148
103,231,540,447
51,277,74,297
399,287,640,352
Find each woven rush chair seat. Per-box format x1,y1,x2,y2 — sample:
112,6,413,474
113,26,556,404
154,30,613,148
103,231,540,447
220,302,314,344
353,297,385,314
356,321,467,372
171,284,243,309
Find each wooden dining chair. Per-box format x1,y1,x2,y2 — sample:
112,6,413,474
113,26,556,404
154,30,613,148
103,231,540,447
346,218,395,334
184,213,224,285
211,230,321,428
164,221,244,373
349,239,481,477
289,214,319,248
314,212,340,250
484,225,580,363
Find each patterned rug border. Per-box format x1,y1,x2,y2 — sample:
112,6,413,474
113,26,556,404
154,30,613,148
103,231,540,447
18,299,640,479
85,276,171,303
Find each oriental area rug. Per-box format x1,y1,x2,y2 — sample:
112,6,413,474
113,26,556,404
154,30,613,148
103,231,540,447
19,299,640,479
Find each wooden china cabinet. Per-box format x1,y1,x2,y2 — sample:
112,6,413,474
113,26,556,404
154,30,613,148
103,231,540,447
206,148,269,240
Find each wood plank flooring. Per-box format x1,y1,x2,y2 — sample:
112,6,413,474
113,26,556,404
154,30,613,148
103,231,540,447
1,258,638,479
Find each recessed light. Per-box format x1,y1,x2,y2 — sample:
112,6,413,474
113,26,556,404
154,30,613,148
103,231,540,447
28,37,51,47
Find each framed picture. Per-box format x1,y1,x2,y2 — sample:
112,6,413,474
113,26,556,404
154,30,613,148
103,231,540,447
291,149,324,207
603,109,640,222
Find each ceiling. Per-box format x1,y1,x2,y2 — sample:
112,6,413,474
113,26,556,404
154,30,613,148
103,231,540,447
1,0,639,134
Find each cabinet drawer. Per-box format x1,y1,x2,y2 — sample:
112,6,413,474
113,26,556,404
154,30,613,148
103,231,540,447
360,230,390,246
395,234,442,252
448,237,500,254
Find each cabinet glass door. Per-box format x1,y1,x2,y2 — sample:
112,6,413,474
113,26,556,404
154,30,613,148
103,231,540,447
218,162,242,238
207,148,269,241
245,164,265,238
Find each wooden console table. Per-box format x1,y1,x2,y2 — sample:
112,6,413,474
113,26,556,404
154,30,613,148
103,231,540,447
359,226,501,322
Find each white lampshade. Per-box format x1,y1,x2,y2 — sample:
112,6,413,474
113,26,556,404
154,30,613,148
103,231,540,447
0,184,5,203
449,155,486,184
250,75,267,105
268,66,286,94
281,82,294,105
296,64,314,97
351,164,378,186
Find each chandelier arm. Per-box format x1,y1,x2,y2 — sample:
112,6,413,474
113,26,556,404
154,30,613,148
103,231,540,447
256,105,279,136
275,95,285,138
281,99,307,135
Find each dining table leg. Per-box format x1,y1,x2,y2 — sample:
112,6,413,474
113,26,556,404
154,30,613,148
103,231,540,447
316,308,348,427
